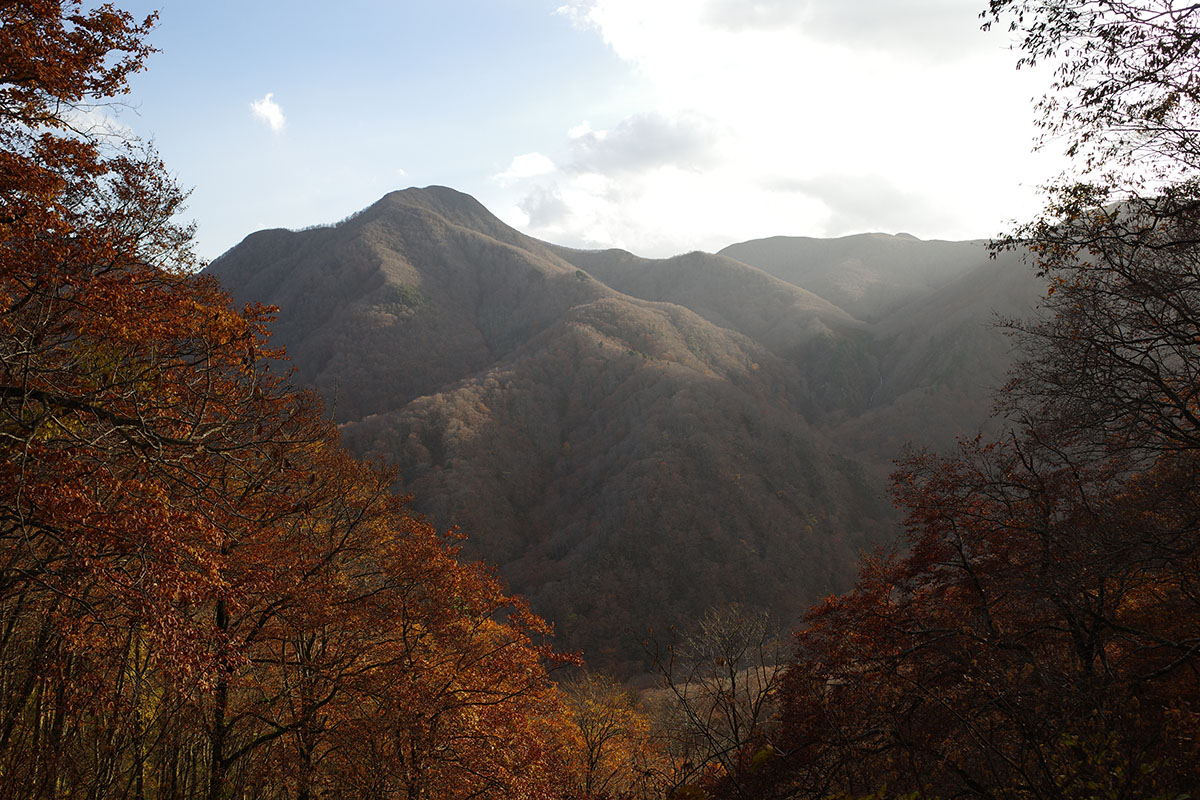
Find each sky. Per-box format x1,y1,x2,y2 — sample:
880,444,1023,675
114,0,1064,262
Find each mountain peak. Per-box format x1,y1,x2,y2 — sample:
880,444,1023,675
356,185,543,255
376,185,489,218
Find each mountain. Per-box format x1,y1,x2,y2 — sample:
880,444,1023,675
209,189,599,421
546,245,860,353
553,233,1041,459
207,186,1044,673
718,233,997,322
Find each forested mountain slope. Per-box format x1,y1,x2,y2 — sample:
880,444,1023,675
208,186,1042,671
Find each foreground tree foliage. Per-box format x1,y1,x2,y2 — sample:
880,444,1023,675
752,2,1200,798
560,671,657,799
0,3,580,798
774,439,1200,798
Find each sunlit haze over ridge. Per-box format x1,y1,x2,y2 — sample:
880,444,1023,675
117,0,1064,262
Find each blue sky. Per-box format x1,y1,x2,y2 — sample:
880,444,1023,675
115,1,1061,262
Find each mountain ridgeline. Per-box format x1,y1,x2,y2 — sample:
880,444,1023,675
208,186,1042,672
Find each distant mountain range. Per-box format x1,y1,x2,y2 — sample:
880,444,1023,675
207,186,1044,673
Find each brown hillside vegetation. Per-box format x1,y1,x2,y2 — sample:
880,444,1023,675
209,187,1041,671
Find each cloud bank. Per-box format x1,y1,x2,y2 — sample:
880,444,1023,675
498,0,1054,257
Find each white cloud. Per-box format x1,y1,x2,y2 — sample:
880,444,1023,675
509,0,1060,256
512,164,829,256
493,152,558,184
553,3,592,29
250,93,286,133
700,0,984,58
503,109,735,253
519,184,574,227
701,0,808,32
566,110,726,174
568,120,596,140
767,173,958,235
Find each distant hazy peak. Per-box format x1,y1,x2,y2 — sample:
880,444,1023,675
718,232,994,322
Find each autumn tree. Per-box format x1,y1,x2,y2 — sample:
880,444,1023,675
0,4,585,800
772,435,1200,797
560,670,658,799
978,0,1200,460
0,4,240,791
981,0,1200,462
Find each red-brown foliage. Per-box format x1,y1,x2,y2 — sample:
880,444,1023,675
0,4,582,799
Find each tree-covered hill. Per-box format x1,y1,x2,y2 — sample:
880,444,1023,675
208,186,1041,671
209,188,884,670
